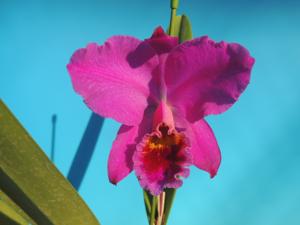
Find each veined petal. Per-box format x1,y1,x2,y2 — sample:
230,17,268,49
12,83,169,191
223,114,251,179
108,125,139,184
67,36,159,126
185,119,221,177
165,36,255,122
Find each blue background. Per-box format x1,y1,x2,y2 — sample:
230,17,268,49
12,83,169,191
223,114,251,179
1,0,300,224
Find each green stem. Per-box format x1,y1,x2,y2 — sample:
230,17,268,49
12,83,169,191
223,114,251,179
150,196,157,225
169,9,176,36
168,0,179,36
143,190,152,223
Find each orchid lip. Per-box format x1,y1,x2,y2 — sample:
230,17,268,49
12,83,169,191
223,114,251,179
133,123,191,195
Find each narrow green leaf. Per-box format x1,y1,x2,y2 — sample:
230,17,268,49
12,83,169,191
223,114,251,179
0,199,29,225
162,188,176,225
0,189,36,225
143,190,152,223
0,100,100,225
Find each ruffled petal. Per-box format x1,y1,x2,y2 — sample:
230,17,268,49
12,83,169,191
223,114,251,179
145,26,178,55
67,36,159,126
133,124,191,195
108,125,139,184
165,36,255,122
185,119,221,177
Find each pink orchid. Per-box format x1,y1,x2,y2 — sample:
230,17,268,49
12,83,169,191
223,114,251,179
67,27,254,195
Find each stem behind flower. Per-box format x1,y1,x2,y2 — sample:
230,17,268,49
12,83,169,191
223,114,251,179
143,190,152,223
168,0,179,36
150,196,157,225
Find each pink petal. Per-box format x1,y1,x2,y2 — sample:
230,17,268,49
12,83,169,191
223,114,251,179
108,125,139,184
145,26,178,55
67,36,159,126
165,36,255,123
152,101,175,130
185,119,221,177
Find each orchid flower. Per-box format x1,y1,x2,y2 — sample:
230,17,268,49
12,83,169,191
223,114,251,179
67,26,254,196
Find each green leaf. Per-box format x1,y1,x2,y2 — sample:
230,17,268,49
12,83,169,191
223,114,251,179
162,189,176,225
143,190,152,223
0,198,29,225
0,189,36,225
0,100,100,225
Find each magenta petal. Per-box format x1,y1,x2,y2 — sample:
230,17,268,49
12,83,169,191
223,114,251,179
165,36,255,122
185,119,221,177
108,125,139,184
145,26,178,55
67,36,159,126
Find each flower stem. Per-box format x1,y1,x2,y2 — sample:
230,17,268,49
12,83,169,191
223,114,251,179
150,196,157,225
143,190,152,223
169,0,179,36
